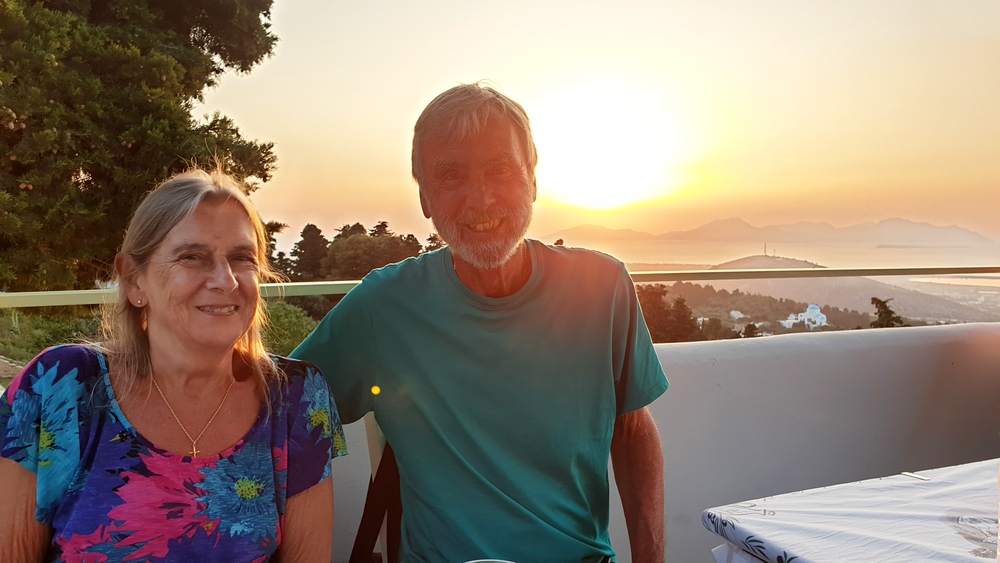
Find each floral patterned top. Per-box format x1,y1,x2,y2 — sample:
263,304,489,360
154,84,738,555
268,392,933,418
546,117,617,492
0,344,348,562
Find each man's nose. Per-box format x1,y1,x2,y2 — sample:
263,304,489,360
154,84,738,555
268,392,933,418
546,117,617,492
466,176,497,211
207,258,239,292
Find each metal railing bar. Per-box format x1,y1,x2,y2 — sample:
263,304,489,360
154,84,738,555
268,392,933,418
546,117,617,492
629,266,1000,283
3,266,999,309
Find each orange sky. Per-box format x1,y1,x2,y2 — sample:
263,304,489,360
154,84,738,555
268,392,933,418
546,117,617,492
194,0,1000,250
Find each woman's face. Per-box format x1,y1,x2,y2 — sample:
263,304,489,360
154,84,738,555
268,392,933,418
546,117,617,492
132,198,260,358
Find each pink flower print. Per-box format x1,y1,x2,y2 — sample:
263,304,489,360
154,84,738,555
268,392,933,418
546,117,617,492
106,451,216,560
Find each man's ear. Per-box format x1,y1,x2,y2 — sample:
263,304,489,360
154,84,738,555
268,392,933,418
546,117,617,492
532,176,537,202
419,190,432,219
115,253,145,307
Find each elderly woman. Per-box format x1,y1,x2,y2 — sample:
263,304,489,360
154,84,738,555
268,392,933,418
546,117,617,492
0,170,346,561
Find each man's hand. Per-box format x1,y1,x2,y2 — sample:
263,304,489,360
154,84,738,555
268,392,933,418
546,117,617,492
610,406,665,562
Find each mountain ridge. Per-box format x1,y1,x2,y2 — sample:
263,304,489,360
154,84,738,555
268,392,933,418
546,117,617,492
545,218,993,246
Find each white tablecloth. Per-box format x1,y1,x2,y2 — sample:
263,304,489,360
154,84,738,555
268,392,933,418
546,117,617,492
703,458,1000,562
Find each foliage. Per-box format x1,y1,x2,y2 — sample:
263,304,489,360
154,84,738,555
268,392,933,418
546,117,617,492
741,323,759,338
665,296,701,342
666,281,871,330
334,222,366,240
637,284,712,343
870,297,905,328
289,223,328,280
321,224,422,280
368,220,393,238
262,301,316,356
0,307,100,361
0,0,277,290
424,232,445,252
285,295,338,322
264,220,288,262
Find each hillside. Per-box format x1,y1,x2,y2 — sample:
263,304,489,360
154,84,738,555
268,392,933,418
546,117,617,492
706,256,998,322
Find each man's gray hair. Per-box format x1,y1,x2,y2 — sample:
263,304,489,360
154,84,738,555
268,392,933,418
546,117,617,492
411,82,539,186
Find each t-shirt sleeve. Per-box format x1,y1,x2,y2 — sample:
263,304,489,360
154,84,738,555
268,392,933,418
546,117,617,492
284,361,347,498
612,264,669,415
290,284,378,424
0,345,88,524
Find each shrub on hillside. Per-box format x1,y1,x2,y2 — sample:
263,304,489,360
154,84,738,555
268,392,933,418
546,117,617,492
264,301,318,357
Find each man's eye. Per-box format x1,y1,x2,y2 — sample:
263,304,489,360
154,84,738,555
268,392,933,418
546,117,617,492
441,171,463,182
178,254,202,262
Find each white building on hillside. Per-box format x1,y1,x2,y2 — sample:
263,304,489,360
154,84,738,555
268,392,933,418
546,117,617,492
780,304,828,330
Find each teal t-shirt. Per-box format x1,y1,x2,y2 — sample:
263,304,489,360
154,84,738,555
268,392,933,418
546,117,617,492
292,239,668,562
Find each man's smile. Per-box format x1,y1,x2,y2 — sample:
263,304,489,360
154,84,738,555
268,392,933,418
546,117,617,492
468,218,501,232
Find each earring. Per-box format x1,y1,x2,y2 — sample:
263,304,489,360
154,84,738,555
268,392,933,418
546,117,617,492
136,299,142,306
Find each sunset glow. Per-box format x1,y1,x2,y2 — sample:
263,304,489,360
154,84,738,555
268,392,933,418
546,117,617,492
192,0,1000,250
530,79,692,210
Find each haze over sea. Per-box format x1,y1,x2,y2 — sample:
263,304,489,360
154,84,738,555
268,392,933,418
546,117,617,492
547,239,1000,270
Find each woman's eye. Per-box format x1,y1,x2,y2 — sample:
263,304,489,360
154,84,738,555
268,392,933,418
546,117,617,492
232,254,258,266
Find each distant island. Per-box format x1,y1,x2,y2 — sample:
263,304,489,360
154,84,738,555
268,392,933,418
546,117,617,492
545,218,994,246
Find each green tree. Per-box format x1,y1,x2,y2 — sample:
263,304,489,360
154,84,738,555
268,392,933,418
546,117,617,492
870,297,905,328
334,222,366,240
368,220,393,238
665,296,701,342
322,229,421,280
0,0,277,290
424,232,445,252
289,223,328,281
702,317,724,340
264,220,288,266
636,283,670,343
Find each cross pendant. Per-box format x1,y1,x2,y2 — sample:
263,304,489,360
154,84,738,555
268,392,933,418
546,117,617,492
189,444,200,456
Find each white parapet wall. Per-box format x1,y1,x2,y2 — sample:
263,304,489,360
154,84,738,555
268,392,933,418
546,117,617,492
290,323,1000,561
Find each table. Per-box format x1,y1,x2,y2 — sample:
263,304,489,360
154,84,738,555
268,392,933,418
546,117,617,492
702,458,999,562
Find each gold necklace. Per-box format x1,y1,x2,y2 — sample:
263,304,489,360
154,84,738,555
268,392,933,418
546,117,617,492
151,375,236,457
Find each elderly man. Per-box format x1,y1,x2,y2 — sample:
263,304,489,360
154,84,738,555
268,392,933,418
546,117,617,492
293,83,668,562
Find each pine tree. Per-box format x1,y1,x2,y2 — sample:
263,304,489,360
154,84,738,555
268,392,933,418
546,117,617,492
290,224,329,281
870,297,905,328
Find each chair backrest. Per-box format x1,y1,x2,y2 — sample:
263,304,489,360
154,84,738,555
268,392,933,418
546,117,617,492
350,443,401,563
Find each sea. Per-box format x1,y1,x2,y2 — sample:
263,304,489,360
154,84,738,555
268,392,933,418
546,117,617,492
558,239,1000,270
555,239,1000,318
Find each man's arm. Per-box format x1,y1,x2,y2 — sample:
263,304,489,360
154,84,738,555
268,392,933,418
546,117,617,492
610,406,665,562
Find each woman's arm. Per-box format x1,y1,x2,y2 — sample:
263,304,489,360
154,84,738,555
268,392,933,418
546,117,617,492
0,457,52,562
275,476,334,562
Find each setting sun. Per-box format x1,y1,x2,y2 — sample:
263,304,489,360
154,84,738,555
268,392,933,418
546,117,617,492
529,78,692,210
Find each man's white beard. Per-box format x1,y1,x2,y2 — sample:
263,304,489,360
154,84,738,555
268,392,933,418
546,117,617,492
432,199,533,270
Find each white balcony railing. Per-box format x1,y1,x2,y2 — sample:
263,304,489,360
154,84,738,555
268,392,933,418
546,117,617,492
4,265,1000,309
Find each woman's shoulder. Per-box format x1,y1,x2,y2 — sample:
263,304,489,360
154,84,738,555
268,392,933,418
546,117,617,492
267,355,331,402
7,344,106,396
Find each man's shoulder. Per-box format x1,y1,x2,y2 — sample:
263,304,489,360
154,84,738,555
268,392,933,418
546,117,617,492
356,250,443,294
533,240,626,278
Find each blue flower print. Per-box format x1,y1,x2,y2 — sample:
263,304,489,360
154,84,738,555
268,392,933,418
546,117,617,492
302,369,333,439
30,359,83,468
196,440,279,544
4,388,41,467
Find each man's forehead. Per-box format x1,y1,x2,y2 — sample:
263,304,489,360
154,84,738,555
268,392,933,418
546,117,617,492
424,120,522,152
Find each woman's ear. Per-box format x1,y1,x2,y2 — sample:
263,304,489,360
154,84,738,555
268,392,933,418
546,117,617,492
115,253,145,307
